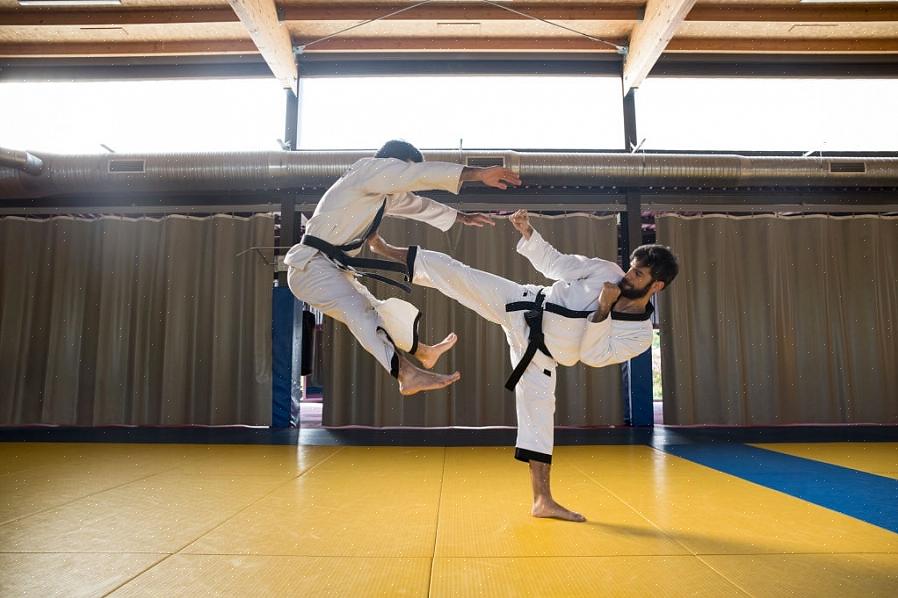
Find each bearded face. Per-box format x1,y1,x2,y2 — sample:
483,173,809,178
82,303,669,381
618,274,653,300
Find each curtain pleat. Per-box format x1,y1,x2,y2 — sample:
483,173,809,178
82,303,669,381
0,214,274,425
657,214,898,425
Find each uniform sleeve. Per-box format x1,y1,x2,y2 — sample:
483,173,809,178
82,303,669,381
361,158,465,196
579,318,652,368
385,192,459,232
516,229,619,282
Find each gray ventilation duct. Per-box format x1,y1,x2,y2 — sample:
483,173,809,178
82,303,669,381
1,149,897,199
0,147,44,177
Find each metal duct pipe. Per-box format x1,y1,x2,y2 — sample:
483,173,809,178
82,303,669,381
0,147,44,176
2,148,897,199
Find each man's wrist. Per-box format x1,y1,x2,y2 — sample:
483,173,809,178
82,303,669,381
590,305,611,323
460,166,482,182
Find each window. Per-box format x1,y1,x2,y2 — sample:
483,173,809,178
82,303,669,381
0,78,285,153
298,75,624,150
636,77,898,152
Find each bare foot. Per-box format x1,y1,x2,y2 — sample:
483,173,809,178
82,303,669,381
415,333,458,369
398,363,461,396
367,233,407,263
531,499,586,522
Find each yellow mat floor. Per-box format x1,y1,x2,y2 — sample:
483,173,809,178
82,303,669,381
1,442,896,597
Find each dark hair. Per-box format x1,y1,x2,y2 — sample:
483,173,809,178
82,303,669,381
631,244,678,287
375,140,423,163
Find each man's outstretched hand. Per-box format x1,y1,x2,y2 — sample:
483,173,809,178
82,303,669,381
466,166,521,190
457,212,496,227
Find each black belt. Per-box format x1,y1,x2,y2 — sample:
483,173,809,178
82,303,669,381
300,199,413,292
300,235,411,293
504,291,592,391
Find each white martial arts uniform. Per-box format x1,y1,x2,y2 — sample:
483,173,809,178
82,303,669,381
285,157,463,376
410,229,653,462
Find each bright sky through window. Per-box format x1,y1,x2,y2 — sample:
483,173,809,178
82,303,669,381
297,75,624,150
637,77,898,152
3,76,896,154
0,78,285,153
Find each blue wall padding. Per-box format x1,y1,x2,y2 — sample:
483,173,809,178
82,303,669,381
271,287,294,429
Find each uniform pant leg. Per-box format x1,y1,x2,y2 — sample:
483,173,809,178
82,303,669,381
288,255,405,376
412,247,557,460
411,248,525,327
509,339,558,464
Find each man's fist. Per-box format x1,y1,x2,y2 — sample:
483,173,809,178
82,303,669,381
598,281,621,310
509,209,533,240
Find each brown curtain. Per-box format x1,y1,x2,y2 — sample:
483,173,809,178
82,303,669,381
321,213,621,427
657,214,898,425
0,214,274,425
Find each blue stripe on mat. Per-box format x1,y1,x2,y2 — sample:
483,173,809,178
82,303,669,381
663,443,898,534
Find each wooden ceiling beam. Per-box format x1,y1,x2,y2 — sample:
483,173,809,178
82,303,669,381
0,4,641,27
228,0,297,89
280,3,642,21
4,36,896,58
3,3,895,28
0,9,240,27
623,0,697,94
0,40,258,57
0,37,627,56
687,5,898,23
668,37,898,53
292,36,628,52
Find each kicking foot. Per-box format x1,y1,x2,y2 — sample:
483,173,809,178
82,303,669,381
367,233,407,263
398,366,461,396
415,333,458,369
531,499,586,523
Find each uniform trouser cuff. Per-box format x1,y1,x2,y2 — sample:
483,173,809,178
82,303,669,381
406,245,419,284
404,245,421,356
514,447,552,464
409,311,422,356
390,353,399,378
378,326,401,378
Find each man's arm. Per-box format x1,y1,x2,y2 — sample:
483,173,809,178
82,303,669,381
386,192,459,232
372,160,515,230
363,159,520,196
510,209,613,281
581,282,651,366
361,159,466,196
386,192,498,232
579,318,653,368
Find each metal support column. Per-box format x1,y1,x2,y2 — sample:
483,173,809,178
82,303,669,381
620,83,654,427
272,83,304,427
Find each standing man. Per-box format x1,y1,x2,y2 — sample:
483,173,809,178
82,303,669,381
367,210,678,521
284,140,520,395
